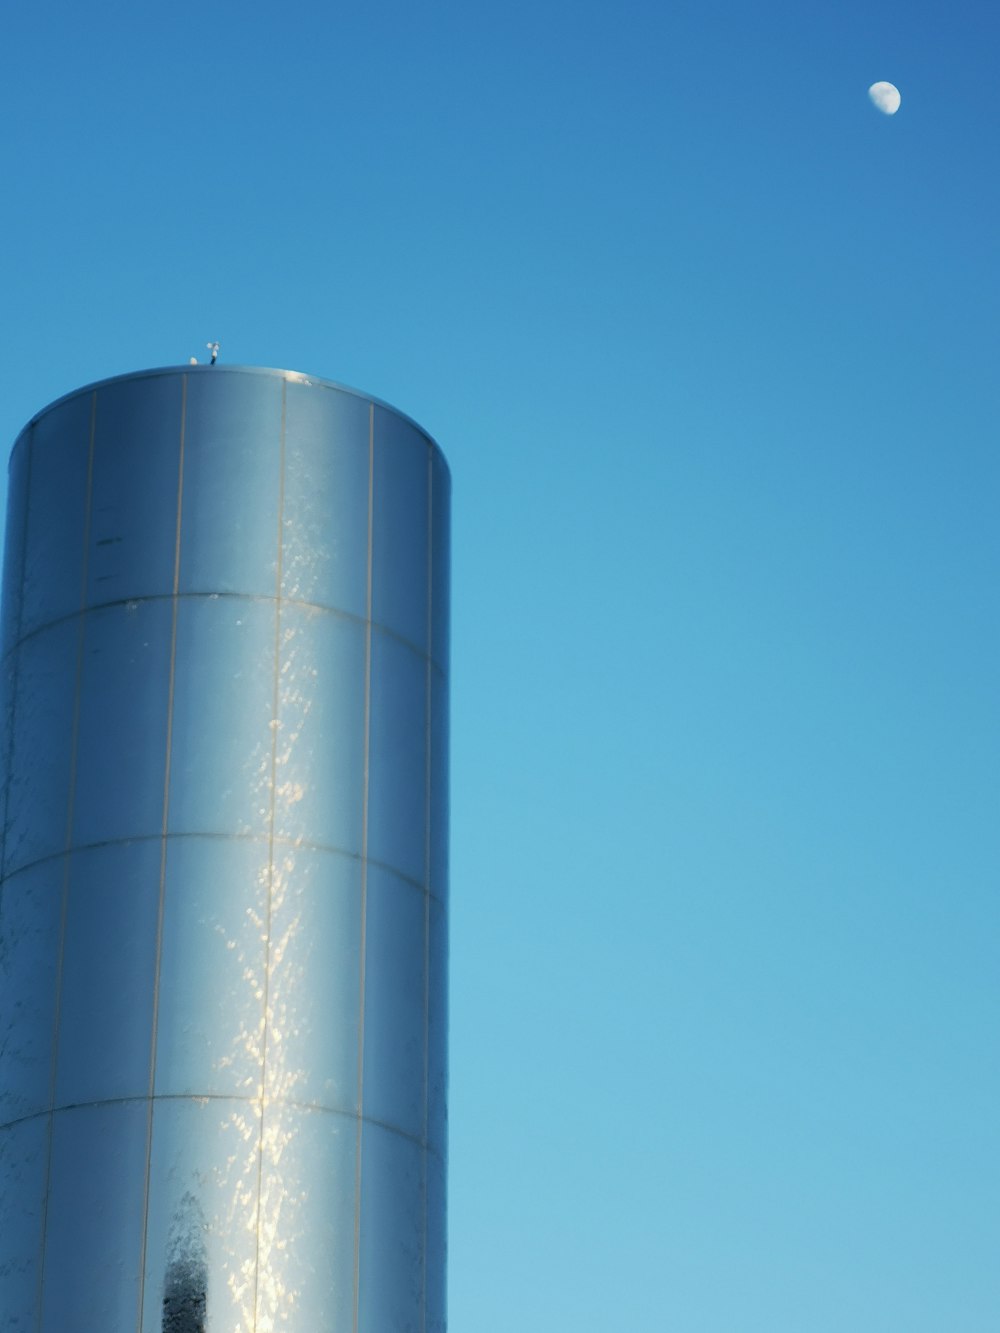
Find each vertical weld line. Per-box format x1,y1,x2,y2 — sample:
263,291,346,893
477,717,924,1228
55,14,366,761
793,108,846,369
353,402,375,1333
1,428,34,879
421,446,434,1333
136,373,187,1330
35,390,96,1332
253,378,287,1329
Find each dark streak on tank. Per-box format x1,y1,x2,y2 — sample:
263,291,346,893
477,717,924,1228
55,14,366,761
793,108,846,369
161,1193,208,1333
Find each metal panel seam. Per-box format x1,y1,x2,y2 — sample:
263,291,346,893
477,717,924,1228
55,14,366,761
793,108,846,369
0,1097,442,1148
352,401,375,1333
136,372,187,1331
252,377,287,1330
0,837,441,902
35,389,96,1332
0,596,447,678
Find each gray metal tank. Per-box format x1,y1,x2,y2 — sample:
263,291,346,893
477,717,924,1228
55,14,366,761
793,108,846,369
0,366,449,1332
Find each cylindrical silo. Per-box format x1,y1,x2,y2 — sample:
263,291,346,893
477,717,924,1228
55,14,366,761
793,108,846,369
0,366,449,1332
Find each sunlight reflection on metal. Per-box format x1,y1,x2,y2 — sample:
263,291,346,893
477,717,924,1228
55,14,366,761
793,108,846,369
0,366,449,1330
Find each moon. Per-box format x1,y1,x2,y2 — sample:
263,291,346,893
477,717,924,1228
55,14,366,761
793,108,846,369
868,81,901,115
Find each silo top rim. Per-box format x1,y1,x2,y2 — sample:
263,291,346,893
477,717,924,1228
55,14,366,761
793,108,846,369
16,364,446,468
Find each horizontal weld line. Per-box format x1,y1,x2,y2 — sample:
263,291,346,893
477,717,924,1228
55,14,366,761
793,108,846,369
0,834,446,904
0,1096,445,1156
3,592,448,675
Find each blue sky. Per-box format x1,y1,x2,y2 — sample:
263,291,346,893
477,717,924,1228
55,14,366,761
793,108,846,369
2,1,998,1328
